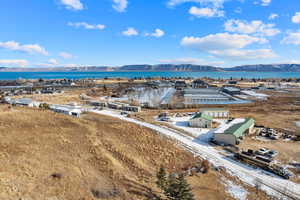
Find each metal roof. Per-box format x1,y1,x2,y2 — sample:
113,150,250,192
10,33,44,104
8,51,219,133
200,108,229,112
223,118,255,138
223,87,241,92
191,112,213,121
14,98,35,105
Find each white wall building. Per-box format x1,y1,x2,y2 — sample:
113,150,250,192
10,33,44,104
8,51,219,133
199,108,229,118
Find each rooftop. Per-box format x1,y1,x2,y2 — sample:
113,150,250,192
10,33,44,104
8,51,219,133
191,112,213,121
215,118,255,138
223,87,241,92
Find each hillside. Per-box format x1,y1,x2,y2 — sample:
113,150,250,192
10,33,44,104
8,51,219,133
225,64,300,72
0,106,246,200
1,63,300,72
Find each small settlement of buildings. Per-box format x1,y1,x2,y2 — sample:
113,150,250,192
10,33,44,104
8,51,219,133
213,118,255,146
189,113,213,128
87,100,141,112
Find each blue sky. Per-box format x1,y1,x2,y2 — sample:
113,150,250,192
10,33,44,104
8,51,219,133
1,0,300,68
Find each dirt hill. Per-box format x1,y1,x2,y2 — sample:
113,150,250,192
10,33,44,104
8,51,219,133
0,106,241,200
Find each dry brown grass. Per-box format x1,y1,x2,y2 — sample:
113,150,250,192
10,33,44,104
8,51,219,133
0,105,243,200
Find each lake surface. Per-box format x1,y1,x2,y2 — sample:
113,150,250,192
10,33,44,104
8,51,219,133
0,71,300,80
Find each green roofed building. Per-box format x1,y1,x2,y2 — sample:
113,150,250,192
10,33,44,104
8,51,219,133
213,118,255,145
189,112,213,128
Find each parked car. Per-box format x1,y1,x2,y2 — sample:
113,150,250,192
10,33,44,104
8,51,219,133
255,148,270,155
266,150,278,158
120,111,129,115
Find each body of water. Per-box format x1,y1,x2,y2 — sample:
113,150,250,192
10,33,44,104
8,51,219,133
0,71,300,80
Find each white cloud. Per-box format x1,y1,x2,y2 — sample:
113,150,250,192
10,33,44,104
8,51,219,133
224,19,280,37
48,59,59,65
0,41,48,56
292,12,300,24
167,0,226,18
209,49,276,60
261,0,272,6
269,13,278,20
112,0,128,12
68,22,105,30
146,29,165,37
59,52,74,59
167,0,226,8
60,0,83,10
189,6,224,18
180,33,274,60
261,0,271,6
281,31,300,45
122,27,138,36
0,59,28,67
181,33,267,51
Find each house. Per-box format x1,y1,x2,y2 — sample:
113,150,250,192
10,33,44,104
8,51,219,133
122,105,141,112
222,87,241,95
189,113,213,128
11,98,40,107
213,118,255,145
87,100,107,107
192,79,208,88
107,102,123,109
50,104,82,117
199,108,229,118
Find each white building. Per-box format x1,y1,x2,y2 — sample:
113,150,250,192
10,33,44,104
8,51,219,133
199,108,229,118
189,113,213,128
10,98,40,107
50,104,82,117
184,88,232,105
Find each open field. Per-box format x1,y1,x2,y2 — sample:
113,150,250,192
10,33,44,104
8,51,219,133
0,105,268,200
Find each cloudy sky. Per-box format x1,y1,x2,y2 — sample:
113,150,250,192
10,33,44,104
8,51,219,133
1,0,300,68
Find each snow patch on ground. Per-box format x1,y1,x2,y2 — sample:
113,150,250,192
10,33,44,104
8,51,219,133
222,178,248,200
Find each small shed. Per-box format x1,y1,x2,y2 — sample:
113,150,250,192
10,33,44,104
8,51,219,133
189,113,213,128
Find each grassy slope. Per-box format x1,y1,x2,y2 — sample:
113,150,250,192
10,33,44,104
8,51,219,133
0,106,236,200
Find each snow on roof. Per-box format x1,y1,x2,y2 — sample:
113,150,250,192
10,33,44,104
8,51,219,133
241,90,268,97
50,104,82,113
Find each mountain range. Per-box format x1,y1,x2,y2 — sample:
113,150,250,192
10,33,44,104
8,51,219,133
0,64,300,72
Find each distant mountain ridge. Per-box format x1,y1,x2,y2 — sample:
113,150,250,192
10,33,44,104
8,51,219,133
0,64,300,72
226,64,300,72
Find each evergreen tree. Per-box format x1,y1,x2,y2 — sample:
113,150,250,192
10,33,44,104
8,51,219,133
156,167,167,190
176,175,195,200
164,174,195,200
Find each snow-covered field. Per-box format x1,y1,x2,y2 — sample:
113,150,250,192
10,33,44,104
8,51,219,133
92,110,300,199
128,87,174,107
